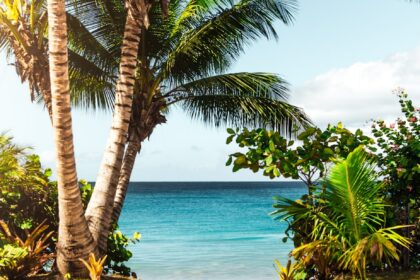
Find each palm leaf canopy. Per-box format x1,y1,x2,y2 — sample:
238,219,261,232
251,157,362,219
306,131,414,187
17,0,308,134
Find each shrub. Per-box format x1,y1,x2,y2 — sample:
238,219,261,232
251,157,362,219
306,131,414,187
371,90,419,267
0,134,58,240
0,134,140,277
0,220,54,279
105,224,141,276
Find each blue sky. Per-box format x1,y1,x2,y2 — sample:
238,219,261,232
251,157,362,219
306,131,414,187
1,0,420,181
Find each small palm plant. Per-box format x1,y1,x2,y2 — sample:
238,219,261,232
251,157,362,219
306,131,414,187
289,147,411,279
79,252,107,280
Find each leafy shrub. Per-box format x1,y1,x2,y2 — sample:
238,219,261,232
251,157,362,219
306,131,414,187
0,134,140,277
105,224,141,276
371,90,419,267
0,134,58,240
226,123,374,196
226,123,373,249
227,91,418,276
0,220,54,279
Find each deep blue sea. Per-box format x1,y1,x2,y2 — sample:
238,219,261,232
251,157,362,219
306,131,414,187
118,181,306,280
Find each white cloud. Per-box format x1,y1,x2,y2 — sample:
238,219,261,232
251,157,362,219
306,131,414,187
291,47,420,129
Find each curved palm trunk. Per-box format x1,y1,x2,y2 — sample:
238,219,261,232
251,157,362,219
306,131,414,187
47,0,95,276
85,8,142,254
112,99,166,223
112,138,142,223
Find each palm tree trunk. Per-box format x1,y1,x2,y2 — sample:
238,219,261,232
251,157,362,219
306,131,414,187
111,96,167,224
47,0,95,276
112,138,142,223
85,8,142,254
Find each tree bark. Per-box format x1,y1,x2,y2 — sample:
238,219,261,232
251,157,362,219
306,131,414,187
111,95,167,224
47,0,95,276
85,8,142,254
112,138,142,223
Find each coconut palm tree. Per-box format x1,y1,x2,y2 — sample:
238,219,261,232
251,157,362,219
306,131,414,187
82,0,149,254
2,0,309,265
68,0,309,250
45,0,97,276
1,0,169,261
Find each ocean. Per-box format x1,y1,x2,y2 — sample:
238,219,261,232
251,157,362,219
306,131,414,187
118,181,306,280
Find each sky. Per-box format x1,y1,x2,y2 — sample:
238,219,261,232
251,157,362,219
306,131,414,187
1,0,420,181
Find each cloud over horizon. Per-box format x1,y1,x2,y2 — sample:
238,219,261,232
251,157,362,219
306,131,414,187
291,47,420,129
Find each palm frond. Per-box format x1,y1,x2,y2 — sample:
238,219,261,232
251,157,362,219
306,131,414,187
67,50,116,111
340,226,412,274
61,6,119,111
67,12,117,70
166,72,310,134
324,147,384,242
67,0,125,59
166,72,289,100
171,0,220,35
160,0,298,84
179,95,309,135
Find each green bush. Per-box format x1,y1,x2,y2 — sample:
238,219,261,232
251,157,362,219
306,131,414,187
0,134,58,240
105,224,141,276
0,134,139,277
0,221,54,279
226,91,419,276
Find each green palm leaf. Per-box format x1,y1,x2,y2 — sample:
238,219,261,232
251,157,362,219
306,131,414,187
165,72,310,133
323,147,384,241
160,0,298,83
180,94,308,134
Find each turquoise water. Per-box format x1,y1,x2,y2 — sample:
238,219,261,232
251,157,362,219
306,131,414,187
118,181,306,280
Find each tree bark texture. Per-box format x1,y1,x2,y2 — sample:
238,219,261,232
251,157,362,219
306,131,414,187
85,8,142,254
47,0,96,276
111,138,141,223
112,93,167,223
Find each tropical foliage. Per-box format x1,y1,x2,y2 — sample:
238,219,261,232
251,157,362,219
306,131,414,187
227,93,419,278
105,225,141,276
0,134,58,239
226,123,373,196
79,252,107,280
66,0,308,130
274,259,304,280
282,147,410,279
0,220,54,279
371,89,420,267
0,0,52,116
0,134,139,277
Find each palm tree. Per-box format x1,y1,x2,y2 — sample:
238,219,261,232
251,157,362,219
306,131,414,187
46,0,96,276
83,0,171,254
83,0,149,255
69,0,309,249
2,0,310,266
274,147,411,279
